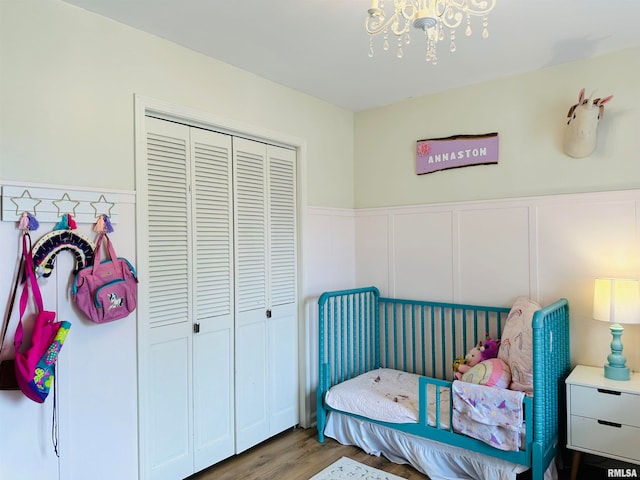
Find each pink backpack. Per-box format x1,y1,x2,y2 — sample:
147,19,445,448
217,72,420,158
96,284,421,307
73,233,137,323
14,233,71,403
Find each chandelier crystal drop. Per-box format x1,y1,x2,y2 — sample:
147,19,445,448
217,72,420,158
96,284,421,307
365,0,496,64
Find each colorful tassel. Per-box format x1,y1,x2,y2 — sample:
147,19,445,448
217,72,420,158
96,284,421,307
54,215,69,231
93,216,105,233
18,212,29,230
103,215,114,233
18,212,39,230
54,213,77,230
93,214,114,233
28,213,39,231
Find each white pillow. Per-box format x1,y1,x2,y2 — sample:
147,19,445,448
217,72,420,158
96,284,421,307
498,296,540,394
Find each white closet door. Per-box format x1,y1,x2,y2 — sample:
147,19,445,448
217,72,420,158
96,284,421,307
141,119,235,479
234,139,298,453
141,117,298,474
267,146,298,435
233,137,269,453
190,127,235,471
143,117,194,480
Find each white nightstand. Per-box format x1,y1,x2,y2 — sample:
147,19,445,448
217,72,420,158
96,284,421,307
566,365,640,479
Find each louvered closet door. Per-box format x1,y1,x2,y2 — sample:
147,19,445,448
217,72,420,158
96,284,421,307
233,138,269,453
266,146,298,436
144,117,194,480
142,118,235,480
234,138,298,453
190,127,235,471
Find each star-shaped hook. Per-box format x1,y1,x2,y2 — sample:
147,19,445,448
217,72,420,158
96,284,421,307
91,194,115,218
10,189,41,217
53,193,80,218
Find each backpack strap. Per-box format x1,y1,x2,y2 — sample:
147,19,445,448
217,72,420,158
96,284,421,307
14,233,44,351
0,247,23,358
92,232,118,266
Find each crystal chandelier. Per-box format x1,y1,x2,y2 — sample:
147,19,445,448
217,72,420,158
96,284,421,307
365,0,496,64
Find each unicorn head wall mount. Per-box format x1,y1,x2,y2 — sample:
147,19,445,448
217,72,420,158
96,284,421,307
563,88,613,158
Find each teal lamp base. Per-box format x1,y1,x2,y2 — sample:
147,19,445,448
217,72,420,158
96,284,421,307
604,363,630,381
604,323,630,381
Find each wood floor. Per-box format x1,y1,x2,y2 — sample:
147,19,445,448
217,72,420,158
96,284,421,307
188,426,577,480
188,426,427,480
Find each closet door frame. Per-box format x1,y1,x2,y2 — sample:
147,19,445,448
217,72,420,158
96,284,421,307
134,95,307,480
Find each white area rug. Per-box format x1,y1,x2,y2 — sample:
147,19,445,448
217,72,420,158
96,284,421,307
310,457,407,480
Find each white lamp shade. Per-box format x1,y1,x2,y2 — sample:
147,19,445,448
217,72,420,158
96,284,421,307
593,278,640,325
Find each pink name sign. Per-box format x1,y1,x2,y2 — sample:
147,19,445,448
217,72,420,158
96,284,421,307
416,133,499,175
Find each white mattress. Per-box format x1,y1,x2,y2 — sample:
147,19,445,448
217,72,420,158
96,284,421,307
324,368,450,427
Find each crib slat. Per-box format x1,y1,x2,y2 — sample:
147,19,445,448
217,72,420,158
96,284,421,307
402,304,408,371
411,306,417,374
347,294,352,377
430,307,436,377
440,307,446,378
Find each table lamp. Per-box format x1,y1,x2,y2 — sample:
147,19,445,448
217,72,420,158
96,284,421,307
593,277,640,381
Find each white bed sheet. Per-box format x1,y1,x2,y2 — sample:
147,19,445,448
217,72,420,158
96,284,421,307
324,411,529,480
324,368,450,427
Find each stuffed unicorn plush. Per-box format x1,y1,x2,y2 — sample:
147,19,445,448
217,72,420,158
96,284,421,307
563,88,613,158
454,337,511,389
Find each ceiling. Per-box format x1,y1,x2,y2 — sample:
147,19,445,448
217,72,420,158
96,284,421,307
61,0,640,112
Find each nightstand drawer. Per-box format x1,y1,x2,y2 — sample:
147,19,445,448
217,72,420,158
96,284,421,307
570,384,640,427
570,415,640,463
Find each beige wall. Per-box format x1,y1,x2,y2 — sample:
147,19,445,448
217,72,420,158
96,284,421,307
0,4,358,473
3,1,637,215
0,0,355,209
354,48,640,208
2,2,638,220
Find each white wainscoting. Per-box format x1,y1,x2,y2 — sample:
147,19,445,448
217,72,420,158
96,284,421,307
303,189,640,426
301,207,356,427
303,207,357,295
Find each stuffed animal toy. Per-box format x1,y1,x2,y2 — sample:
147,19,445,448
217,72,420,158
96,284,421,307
477,337,500,360
453,346,481,379
454,337,511,389
452,357,465,375
454,337,499,378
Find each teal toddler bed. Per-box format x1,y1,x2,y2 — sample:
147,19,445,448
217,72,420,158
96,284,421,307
317,287,570,480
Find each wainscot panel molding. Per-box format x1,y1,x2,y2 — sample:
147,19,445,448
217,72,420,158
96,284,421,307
353,189,640,374
301,206,356,427
297,191,640,428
